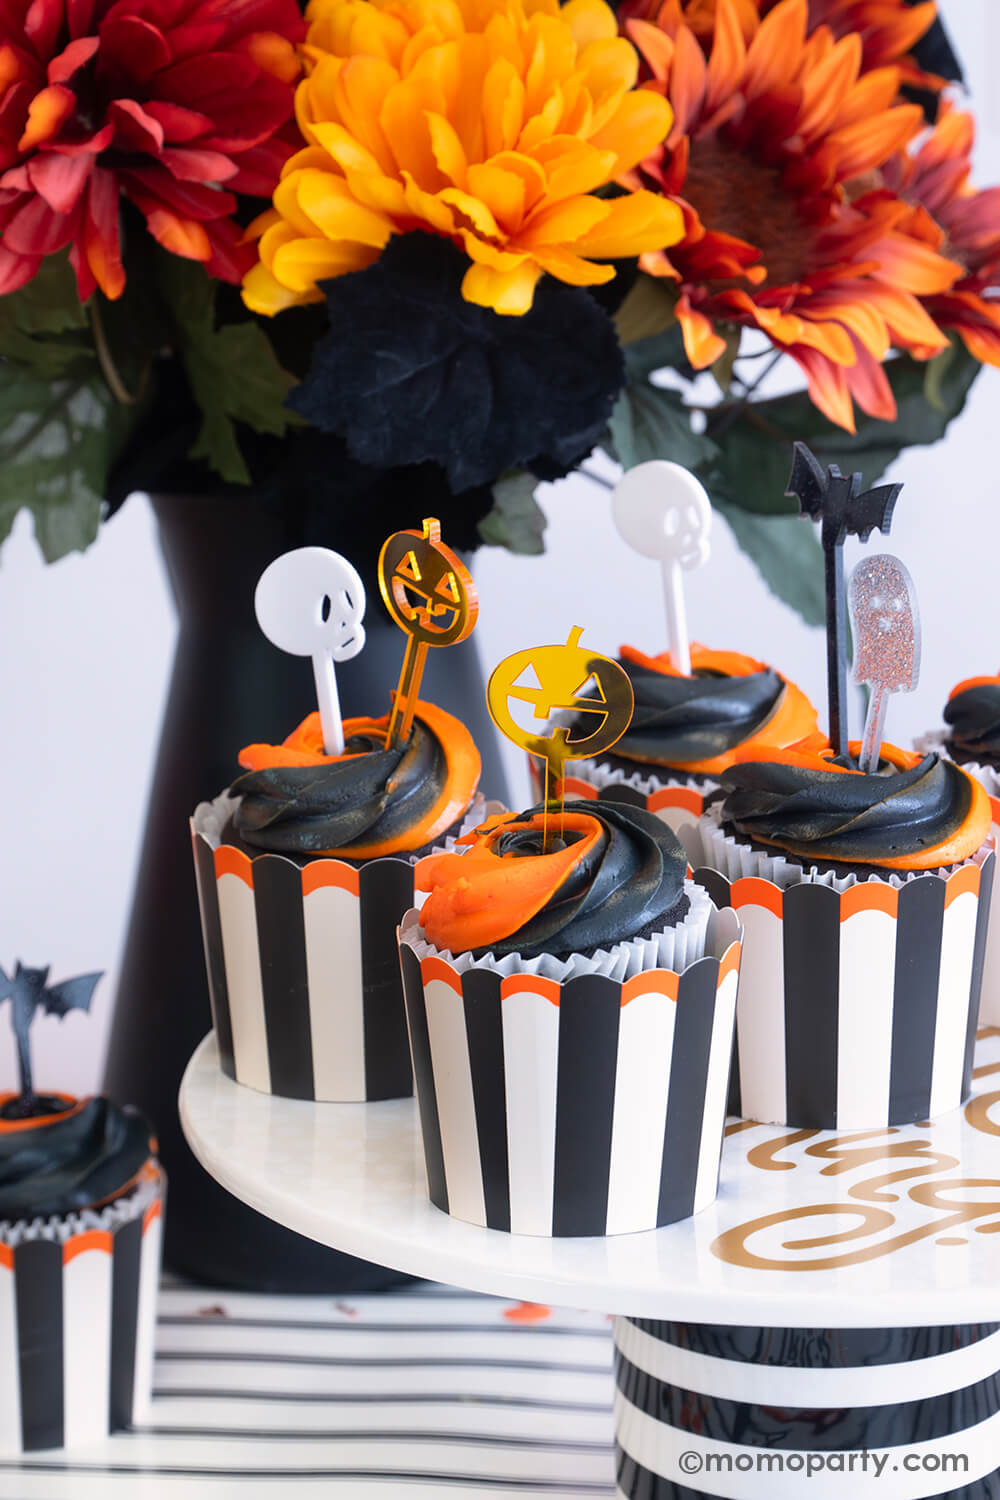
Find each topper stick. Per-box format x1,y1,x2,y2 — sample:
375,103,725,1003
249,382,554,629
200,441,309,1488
787,443,901,760
0,963,101,1115
848,554,920,774
378,518,478,749
487,627,634,853
613,461,712,675
254,547,367,756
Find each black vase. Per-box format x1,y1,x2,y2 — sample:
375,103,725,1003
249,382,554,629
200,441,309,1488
103,492,509,1292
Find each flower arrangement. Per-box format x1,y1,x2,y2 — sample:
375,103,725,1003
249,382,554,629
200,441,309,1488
0,0,995,621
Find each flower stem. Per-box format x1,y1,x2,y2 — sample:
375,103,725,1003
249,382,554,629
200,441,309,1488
89,296,144,405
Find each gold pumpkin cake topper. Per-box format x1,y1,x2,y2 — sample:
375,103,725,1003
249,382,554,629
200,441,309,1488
488,626,634,850
378,517,478,746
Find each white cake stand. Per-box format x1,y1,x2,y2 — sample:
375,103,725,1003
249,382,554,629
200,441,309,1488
181,1030,1000,1499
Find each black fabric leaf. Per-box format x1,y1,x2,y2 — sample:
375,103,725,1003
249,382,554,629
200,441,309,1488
288,233,626,492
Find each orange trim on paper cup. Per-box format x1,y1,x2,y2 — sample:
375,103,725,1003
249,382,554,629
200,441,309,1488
214,845,254,886
622,970,679,1006
944,862,982,908
729,876,784,917
63,1229,113,1263
840,882,899,921
501,973,561,1007
302,860,360,897
648,786,705,816
420,954,464,994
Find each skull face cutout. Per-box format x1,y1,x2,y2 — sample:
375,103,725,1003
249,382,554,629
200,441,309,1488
378,517,477,648
488,626,634,771
849,554,920,694
612,460,712,570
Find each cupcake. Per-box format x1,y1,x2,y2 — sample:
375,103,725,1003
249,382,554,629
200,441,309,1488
398,799,742,1237
691,742,995,1131
921,673,1000,1025
0,966,163,1452
192,698,483,1102
555,644,820,854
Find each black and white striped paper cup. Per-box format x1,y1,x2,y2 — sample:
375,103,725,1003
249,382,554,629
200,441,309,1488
191,796,415,1102
692,816,996,1129
0,1168,163,1453
614,1316,1000,1498
398,906,742,1237
917,738,1000,1028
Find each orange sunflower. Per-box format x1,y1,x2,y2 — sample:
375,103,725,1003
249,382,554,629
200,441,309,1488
622,0,962,430
634,0,942,89
885,103,1000,366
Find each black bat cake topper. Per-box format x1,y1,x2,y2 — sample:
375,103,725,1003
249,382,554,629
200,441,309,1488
787,442,902,759
0,963,102,1119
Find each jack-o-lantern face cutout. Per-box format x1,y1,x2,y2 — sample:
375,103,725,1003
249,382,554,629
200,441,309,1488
488,627,634,779
378,518,477,649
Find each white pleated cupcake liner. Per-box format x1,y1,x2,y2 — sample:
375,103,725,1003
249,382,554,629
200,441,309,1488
399,878,716,985
1,1167,160,1246
692,804,994,891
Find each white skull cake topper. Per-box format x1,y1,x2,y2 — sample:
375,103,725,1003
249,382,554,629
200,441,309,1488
612,460,712,675
255,546,367,756
848,552,920,774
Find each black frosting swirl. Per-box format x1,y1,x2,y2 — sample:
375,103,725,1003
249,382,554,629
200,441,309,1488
232,718,451,855
0,1098,154,1222
476,799,688,959
607,658,786,766
718,753,972,865
944,682,1000,766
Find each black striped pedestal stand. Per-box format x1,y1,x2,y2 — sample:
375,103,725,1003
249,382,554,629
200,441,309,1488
613,1318,1000,1498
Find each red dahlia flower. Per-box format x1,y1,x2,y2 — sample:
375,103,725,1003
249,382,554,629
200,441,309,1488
0,0,306,301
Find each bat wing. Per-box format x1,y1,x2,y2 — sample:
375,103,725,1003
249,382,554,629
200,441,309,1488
849,483,902,542
785,442,828,520
43,971,102,1020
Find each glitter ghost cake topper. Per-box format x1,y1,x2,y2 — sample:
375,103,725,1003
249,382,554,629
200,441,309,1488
848,554,921,774
612,460,712,676
378,517,478,748
487,627,634,851
0,963,102,1118
787,442,901,759
254,546,367,757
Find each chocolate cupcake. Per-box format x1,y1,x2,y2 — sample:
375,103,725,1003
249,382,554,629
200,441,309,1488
192,699,484,1103
559,645,820,854
0,1085,163,1452
398,800,742,1237
691,742,996,1131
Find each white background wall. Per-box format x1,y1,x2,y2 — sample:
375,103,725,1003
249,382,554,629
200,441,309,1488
2,0,999,1097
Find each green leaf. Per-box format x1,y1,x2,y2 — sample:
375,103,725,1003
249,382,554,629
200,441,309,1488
715,500,826,627
622,326,691,383
0,370,143,562
705,345,982,514
157,257,301,485
478,471,547,554
0,253,85,336
612,274,678,346
609,376,718,473
710,328,742,396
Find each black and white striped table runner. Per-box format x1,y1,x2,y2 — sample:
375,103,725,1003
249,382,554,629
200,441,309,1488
0,1282,616,1497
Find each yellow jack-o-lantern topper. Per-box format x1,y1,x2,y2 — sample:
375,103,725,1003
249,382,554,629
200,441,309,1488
378,518,478,746
488,627,634,848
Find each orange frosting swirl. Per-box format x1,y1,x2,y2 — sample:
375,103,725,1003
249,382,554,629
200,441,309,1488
416,799,688,957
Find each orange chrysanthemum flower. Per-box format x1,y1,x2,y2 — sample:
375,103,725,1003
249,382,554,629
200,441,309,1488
242,0,683,318
623,0,962,430
885,104,1000,367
